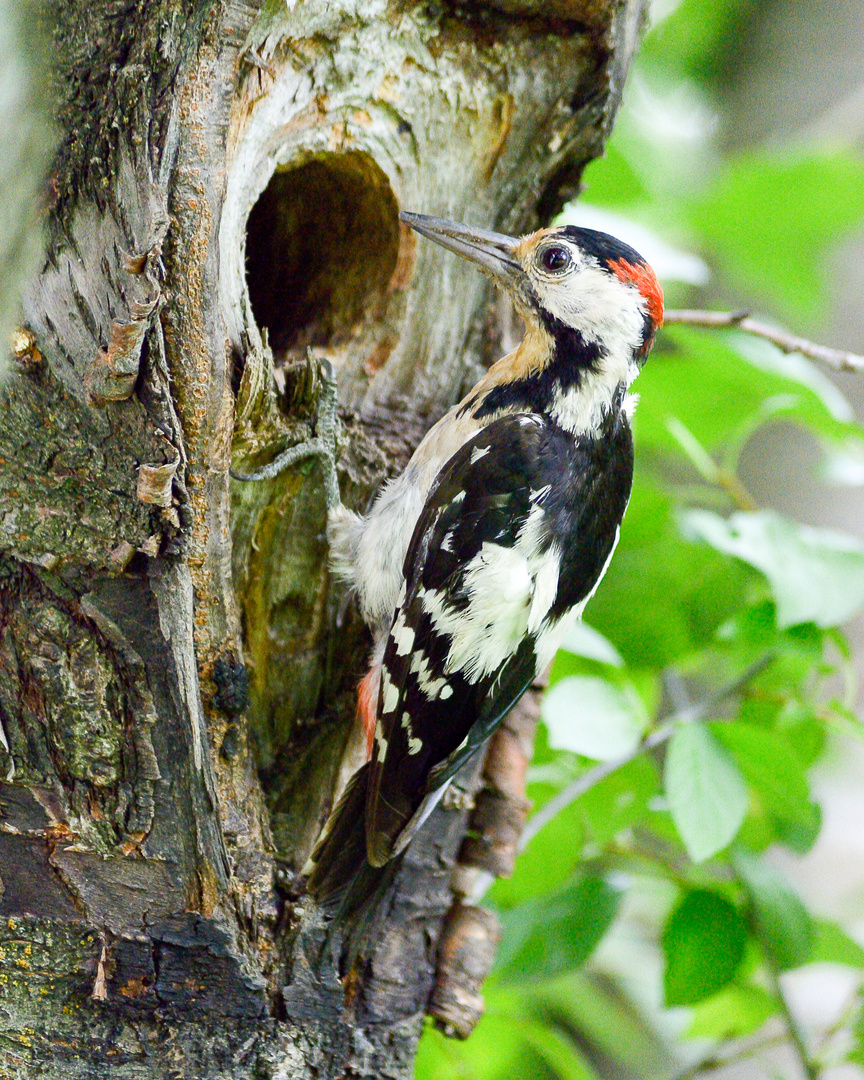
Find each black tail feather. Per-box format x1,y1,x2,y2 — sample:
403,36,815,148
305,763,404,921
305,763,372,908
304,763,408,975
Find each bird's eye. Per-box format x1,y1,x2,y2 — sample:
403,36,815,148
539,246,571,273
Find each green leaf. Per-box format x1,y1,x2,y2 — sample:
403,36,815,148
559,622,624,667
663,890,748,1006
576,755,659,846
712,722,821,853
578,140,651,211
717,609,832,699
639,0,757,83
734,335,854,425
415,1009,560,1080
780,714,826,771
521,1022,599,1080
542,677,648,761
533,971,677,1077
690,148,864,320
665,722,748,861
495,877,621,984
850,1002,864,1068
732,849,814,970
588,481,752,668
637,326,856,455
811,919,864,968
683,509,864,628
686,982,779,1040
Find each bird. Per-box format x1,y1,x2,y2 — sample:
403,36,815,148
239,211,664,909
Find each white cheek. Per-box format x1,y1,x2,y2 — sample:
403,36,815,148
534,267,645,354
533,267,647,435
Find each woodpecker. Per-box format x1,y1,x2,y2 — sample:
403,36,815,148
257,212,663,902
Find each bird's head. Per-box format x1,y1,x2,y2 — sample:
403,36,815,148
401,211,663,370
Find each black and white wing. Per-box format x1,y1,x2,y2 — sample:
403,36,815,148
365,410,633,866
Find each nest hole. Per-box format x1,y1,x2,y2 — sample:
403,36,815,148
245,152,400,355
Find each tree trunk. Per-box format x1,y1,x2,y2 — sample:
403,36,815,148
0,1,645,1076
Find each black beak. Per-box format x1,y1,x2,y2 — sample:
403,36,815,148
400,211,523,291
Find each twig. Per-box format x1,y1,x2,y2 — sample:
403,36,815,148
664,309,864,375
802,80,864,144
666,416,758,512
765,956,821,1080
813,980,863,1065
663,668,693,714
428,903,501,1038
674,1031,788,1080
518,718,672,854
515,654,774,855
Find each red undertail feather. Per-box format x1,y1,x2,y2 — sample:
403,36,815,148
357,666,380,760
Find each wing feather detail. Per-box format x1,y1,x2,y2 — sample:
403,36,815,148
365,410,633,866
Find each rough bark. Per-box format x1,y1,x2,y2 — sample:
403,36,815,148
0,0,56,379
0,1,645,1076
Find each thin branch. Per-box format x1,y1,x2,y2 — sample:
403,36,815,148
666,416,758,512
517,718,671,854
516,654,774,855
802,80,864,144
664,309,864,375
814,980,863,1065
663,668,694,715
764,956,821,1080
674,1031,789,1080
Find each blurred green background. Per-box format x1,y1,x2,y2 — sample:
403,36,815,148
416,0,864,1076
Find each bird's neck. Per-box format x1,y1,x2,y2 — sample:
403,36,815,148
463,316,638,437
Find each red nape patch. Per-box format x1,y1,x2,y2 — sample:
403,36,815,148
608,258,664,327
357,666,380,760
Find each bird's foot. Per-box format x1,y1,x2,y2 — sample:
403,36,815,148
231,352,342,511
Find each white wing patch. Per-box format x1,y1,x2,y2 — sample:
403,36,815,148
391,609,416,656
409,647,450,699
533,523,622,672
381,670,399,714
401,712,423,755
419,493,561,683
529,544,561,633
374,721,388,763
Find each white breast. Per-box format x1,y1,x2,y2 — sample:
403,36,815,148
331,402,485,630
